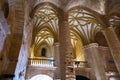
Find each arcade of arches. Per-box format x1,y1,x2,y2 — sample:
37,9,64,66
0,0,120,80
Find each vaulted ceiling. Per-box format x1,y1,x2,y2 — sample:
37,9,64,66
31,0,120,55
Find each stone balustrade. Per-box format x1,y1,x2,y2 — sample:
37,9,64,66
28,57,54,67
28,58,88,69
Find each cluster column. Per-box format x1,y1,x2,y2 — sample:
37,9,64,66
58,11,75,80
84,43,107,80
103,27,120,74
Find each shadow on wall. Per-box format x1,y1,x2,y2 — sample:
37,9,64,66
76,75,90,80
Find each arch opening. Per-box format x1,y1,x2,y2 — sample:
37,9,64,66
30,75,53,80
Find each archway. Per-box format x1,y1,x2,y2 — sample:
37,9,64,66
76,75,90,80
30,74,53,80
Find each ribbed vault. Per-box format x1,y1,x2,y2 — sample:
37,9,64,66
32,5,58,57
69,8,102,45
30,0,120,61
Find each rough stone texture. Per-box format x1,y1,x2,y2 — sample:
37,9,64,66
59,11,75,80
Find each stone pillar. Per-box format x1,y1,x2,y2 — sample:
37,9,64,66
54,42,60,79
103,27,120,74
58,11,75,80
84,43,107,80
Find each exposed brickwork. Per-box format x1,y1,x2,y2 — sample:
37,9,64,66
59,11,75,80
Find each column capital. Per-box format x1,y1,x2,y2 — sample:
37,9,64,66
84,43,99,49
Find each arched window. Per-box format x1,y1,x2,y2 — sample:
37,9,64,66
41,48,46,57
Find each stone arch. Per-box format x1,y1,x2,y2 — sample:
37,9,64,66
67,6,105,62
31,3,60,43
30,3,61,60
30,2,61,19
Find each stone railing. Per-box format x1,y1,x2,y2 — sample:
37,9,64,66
74,61,88,68
28,58,88,68
28,57,54,67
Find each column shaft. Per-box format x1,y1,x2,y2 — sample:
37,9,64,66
103,27,120,74
58,11,75,80
84,43,107,80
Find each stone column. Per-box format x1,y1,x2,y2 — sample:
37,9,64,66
54,42,60,79
58,11,75,80
103,27,120,74
84,43,107,80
